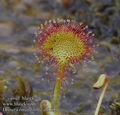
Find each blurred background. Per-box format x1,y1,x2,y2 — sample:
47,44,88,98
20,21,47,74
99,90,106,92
0,0,120,115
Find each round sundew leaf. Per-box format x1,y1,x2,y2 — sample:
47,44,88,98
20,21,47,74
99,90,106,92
35,19,94,65
43,31,86,64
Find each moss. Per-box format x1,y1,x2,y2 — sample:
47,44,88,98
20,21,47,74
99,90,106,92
111,37,120,45
98,107,106,115
111,76,120,85
109,92,120,115
76,104,86,113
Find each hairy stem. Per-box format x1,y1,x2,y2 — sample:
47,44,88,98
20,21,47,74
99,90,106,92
53,64,65,115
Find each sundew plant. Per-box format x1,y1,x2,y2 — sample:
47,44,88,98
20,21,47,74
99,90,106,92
35,19,94,115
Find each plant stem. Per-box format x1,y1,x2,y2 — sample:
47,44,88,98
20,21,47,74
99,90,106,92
94,81,108,115
53,64,65,115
